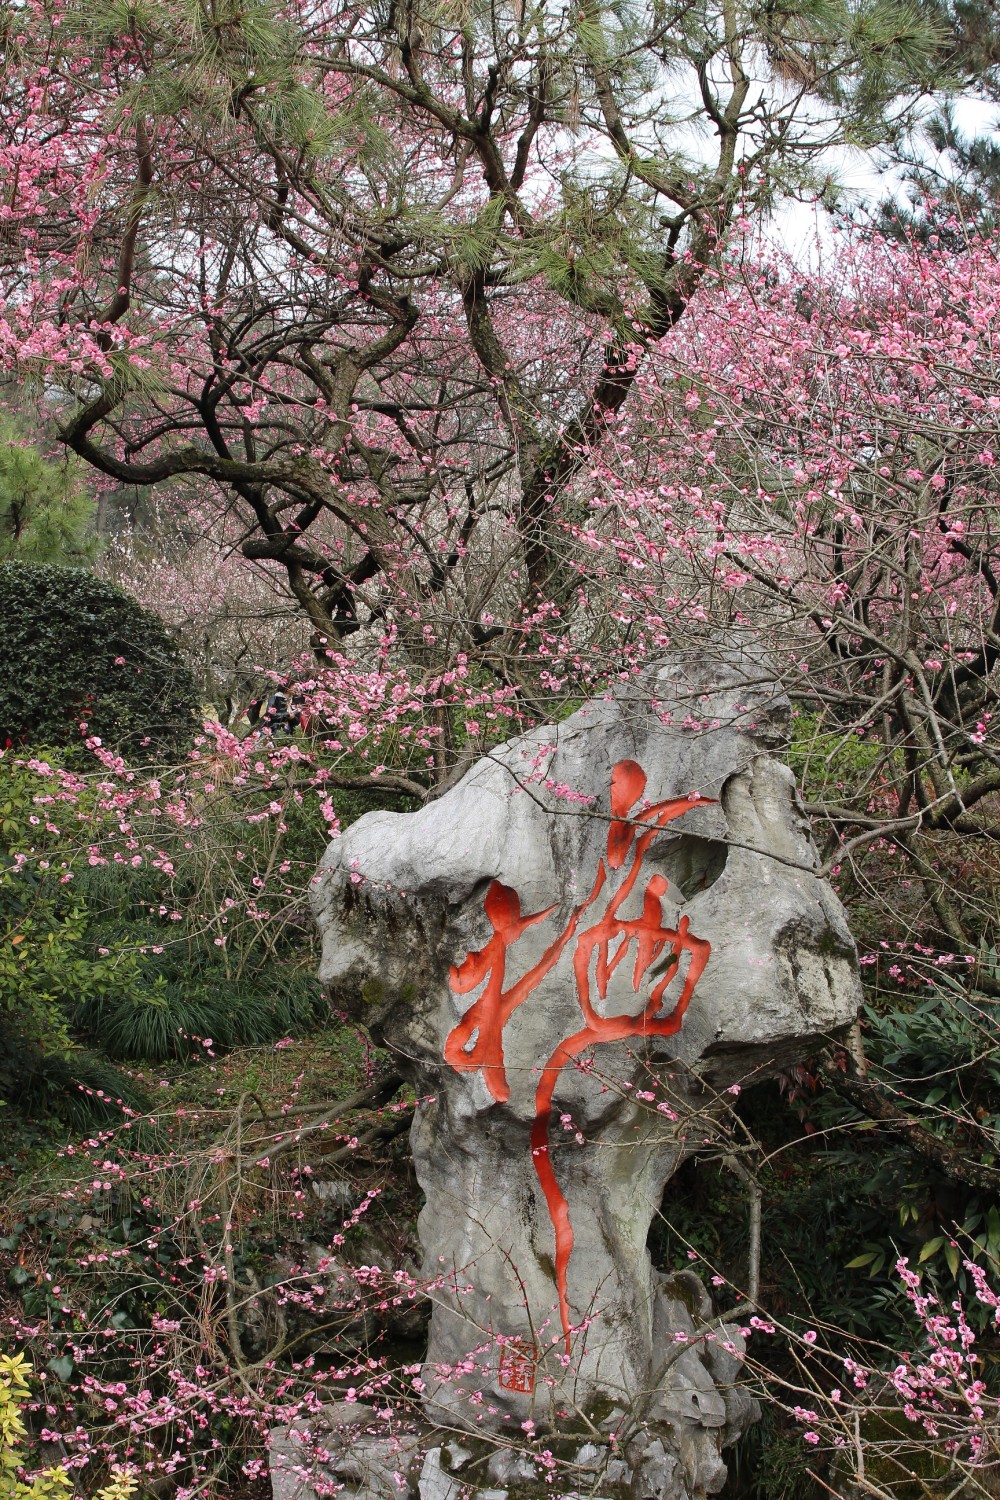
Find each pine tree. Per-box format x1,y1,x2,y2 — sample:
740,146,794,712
0,416,97,565
876,0,1000,237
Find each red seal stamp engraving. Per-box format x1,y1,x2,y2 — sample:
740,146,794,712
497,1337,537,1393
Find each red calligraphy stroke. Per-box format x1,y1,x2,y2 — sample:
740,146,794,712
445,759,715,1354
444,876,600,1102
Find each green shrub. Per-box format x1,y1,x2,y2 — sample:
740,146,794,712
819,979,1000,1289
1,892,145,1056
724,1407,823,1500
0,564,198,757
0,750,151,1121
1,738,327,1083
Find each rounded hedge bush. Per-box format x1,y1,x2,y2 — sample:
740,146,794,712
0,563,199,756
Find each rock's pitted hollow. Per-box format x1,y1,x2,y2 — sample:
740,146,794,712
311,651,861,1498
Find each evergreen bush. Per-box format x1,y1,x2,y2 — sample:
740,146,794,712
0,564,198,757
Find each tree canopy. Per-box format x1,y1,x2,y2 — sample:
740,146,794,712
0,0,939,654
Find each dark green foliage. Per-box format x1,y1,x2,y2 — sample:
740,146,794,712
816,980,1000,1291
0,563,199,756
1,741,325,1121
57,770,330,1061
874,108,1000,243
650,1118,906,1341
723,1407,823,1500
866,978,1000,1135
652,977,1000,1367
0,1039,150,1131
76,969,327,1061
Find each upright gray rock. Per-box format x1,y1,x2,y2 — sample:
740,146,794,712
312,650,861,1499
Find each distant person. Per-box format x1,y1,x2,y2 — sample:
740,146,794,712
248,689,295,734
264,691,293,733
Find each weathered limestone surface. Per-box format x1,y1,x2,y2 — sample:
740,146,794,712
268,1400,717,1500
305,650,862,1499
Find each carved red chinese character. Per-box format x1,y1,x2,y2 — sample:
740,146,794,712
446,759,714,1355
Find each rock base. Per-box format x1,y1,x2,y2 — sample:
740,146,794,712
269,1400,752,1500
